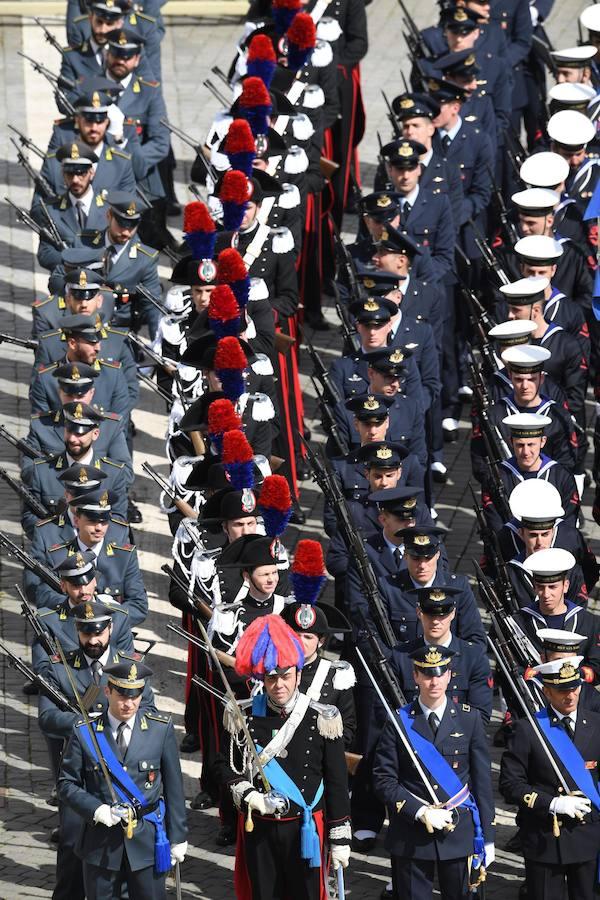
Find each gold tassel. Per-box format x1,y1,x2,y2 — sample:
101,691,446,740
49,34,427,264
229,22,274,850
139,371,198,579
553,813,561,838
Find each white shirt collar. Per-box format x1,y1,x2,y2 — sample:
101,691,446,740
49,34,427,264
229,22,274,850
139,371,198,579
106,71,133,90
67,448,94,467
383,535,403,555
418,697,448,720
550,705,577,726
411,573,436,588
420,148,433,167
390,307,403,337
78,535,105,557
440,116,462,142
105,233,129,263
400,185,419,206
69,187,94,216
83,645,110,668
400,273,411,295
107,709,137,741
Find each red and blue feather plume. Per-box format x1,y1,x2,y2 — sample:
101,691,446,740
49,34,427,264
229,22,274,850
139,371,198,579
286,13,316,71
221,429,255,491
237,76,272,138
218,170,250,232
246,34,277,88
224,119,256,177
208,284,241,338
257,474,292,537
235,613,305,677
207,398,242,455
214,336,248,402
271,0,301,35
290,540,327,605
182,201,216,259
217,247,250,308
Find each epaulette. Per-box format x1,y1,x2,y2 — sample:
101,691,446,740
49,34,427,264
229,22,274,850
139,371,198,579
34,457,50,466
139,78,161,88
110,514,129,526
110,148,132,161
37,607,57,618
331,660,356,691
98,359,122,370
112,543,135,551
146,712,170,723
134,11,156,23
117,650,142,661
40,330,61,339
462,703,471,712
38,362,59,374
103,411,123,421
107,325,128,337
73,13,87,22
62,44,75,53
46,152,57,161
49,541,69,552
100,457,125,469
35,514,59,527
109,605,129,616
31,295,56,309
311,701,343,739
136,244,159,259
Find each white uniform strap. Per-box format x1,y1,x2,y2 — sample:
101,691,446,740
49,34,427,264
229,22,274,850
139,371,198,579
243,223,272,267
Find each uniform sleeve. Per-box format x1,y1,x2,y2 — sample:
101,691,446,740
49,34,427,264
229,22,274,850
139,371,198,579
499,720,554,816
131,88,170,174
463,132,494,224
108,367,134,418
162,722,189,844
466,650,493,724
121,549,149,625
428,194,455,283
372,719,423,821
468,711,495,840
338,0,368,67
454,579,486,646
38,668,80,740
322,732,352,837
504,0,533,67
58,728,105,822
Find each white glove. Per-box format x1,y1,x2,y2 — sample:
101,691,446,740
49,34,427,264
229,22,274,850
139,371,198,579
106,104,126,141
245,790,285,815
170,840,188,866
529,4,539,26
331,844,351,870
485,843,495,867
415,805,453,832
93,804,126,827
550,795,591,819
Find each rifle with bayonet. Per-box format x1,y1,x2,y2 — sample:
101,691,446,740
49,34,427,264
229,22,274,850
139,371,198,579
487,164,519,247
0,332,38,352
310,376,349,457
471,220,510,286
0,532,62,593
128,331,178,375
459,283,498,375
17,52,76,117
8,125,45,160
138,370,174,405
302,332,341,406
381,90,401,138
38,198,69,250
476,561,540,665
168,621,236,669
0,638,80,713
301,437,398,649
143,462,199,522
9,138,57,202
203,78,230,108
5,198,67,251
396,0,430,60
0,425,46,460
358,612,406,709
33,17,67,57
0,468,49,517
135,283,171,318
161,118,217,186
211,65,231,89
18,585,59,657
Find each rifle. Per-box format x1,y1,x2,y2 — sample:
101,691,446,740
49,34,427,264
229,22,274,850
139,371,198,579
137,370,174,405
301,437,398,648
203,78,230,109
471,220,510,286
142,462,199,521
310,377,349,457
396,0,430,60
0,532,62,593
334,293,361,355
38,198,69,250
0,425,46,460
211,65,231,89
0,638,80,714
135,283,171,318
17,52,76,117
9,138,58,202
5,198,67,251
161,118,217,185
33,17,67,57
358,613,406,709
461,292,497,377
0,467,49,517
381,90,401,138
0,332,38,352
302,332,341,406
487,164,519,247
167,621,236,669
8,124,45,160
128,331,177,375
18,585,59,657
476,562,540,666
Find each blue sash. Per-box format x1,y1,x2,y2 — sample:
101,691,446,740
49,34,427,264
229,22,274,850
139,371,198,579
79,724,171,874
398,707,485,868
256,745,324,867
536,710,600,811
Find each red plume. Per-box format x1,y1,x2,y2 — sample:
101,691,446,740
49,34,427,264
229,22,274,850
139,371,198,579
239,76,272,108
247,34,277,63
183,201,216,235
272,0,301,8
287,12,316,49
214,336,248,370
222,429,254,464
218,170,250,204
208,285,240,322
292,539,326,577
224,119,256,155
207,398,242,434
217,248,248,283
258,475,292,512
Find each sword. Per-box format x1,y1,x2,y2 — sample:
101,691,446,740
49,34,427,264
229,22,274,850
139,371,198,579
175,860,182,900
336,864,345,899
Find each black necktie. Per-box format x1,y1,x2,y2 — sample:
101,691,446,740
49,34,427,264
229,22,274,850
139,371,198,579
90,660,102,685
76,201,86,230
400,201,411,226
117,722,127,754
441,134,451,155
394,547,403,569
105,245,116,274
428,711,439,736
562,716,574,741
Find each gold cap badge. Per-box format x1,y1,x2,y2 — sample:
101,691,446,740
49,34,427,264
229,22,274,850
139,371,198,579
377,194,392,207
127,201,136,217
118,31,127,44
75,552,85,568
364,277,376,288
99,491,109,508
364,396,379,411
72,366,81,382
454,8,468,20
74,403,83,420
84,602,95,619
403,497,417,509
71,143,80,160
79,270,87,288
389,349,404,363
414,534,431,546
430,589,446,601
364,298,379,312
400,97,414,109
559,662,577,680
399,143,413,157
128,663,138,682
425,647,443,665
79,467,89,483
92,91,101,108
376,446,393,460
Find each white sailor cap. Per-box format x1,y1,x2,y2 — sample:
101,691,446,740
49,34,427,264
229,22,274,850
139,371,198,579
502,412,552,436
514,235,563,265
531,656,583,688
580,4,600,33
536,629,586,652
488,319,537,345
523,547,576,581
550,45,597,67
547,109,596,150
501,343,551,371
499,275,549,304
512,188,560,216
549,82,597,110
508,479,564,527
520,151,569,188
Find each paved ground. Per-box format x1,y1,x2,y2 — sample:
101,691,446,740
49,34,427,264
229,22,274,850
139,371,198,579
0,1,597,897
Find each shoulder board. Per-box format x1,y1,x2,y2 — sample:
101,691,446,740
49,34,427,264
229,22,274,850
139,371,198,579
462,703,471,712
137,244,159,259
73,13,87,22
32,295,55,309
139,78,161,88
136,11,156,22
107,325,128,336
145,712,170,723
110,514,129,526
41,330,61,339
117,650,142,661
34,457,50,466
100,359,122,369
312,702,344,739
110,148,132,161
49,541,69,552
103,411,123,421
38,607,57,618
101,457,125,469
46,152,57,161
113,543,135,551
35,515,59,527
62,45,75,53
38,362,59,374
110,605,128,616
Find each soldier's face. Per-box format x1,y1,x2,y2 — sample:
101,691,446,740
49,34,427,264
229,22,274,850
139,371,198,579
89,13,124,44
389,164,420,194
59,386,95,406
68,336,100,365
414,666,451,705
521,262,556,281
191,285,215,312
402,117,434,147
224,517,257,541
358,321,391,349
518,213,548,237
373,249,410,276
445,28,479,52
75,514,110,545
555,66,591,84
507,304,534,322
264,668,300,706
510,371,541,403
107,209,138,244
406,550,440,584
64,425,98,458
76,113,109,147
105,685,143,721
64,576,98,604
240,201,259,231
520,527,553,554
66,290,103,316
535,578,570,612
367,466,401,491
551,142,587,169
106,50,141,79
78,622,111,657
433,101,461,130
64,168,95,197
512,436,545,470
543,684,580,715
245,564,279,597
418,606,455,641
296,631,322,664
368,368,401,396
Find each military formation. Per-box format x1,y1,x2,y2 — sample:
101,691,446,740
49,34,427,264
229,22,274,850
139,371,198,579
4,0,600,898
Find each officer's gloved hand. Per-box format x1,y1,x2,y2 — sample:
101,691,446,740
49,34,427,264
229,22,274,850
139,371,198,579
107,104,126,142
331,844,351,870
231,780,280,815
484,843,495,867
170,841,188,866
93,804,127,827
415,805,453,832
550,795,591,819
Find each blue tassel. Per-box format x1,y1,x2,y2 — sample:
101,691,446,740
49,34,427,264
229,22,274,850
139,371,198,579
287,46,312,71
273,7,297,34
222,201,246,233
217,369,246,402
230,278,250,309
227,151,256,177
243,106,271,138
593,269,600,321
260,506,292,538
300,813,321,867
247,59,276,88
153,806,172,874
225,459,255,491
184,231,216,259
290,572,327,605
209,315,241,339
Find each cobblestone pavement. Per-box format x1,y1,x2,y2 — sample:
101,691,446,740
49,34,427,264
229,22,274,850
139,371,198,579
0,2,597,897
